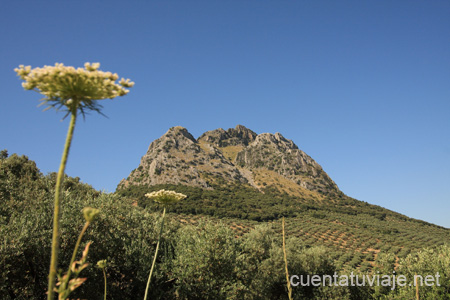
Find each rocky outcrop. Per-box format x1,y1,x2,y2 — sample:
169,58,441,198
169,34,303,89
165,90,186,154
235,132,337,193
117,126,248,189
118,125,339,195
198,125,257,147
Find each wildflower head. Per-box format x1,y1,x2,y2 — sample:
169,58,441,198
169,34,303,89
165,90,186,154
96,259,107,269
14,62,134,117
145,189,187,205
82,207,100,223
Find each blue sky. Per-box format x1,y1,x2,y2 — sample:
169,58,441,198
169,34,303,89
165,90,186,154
1,1,449,228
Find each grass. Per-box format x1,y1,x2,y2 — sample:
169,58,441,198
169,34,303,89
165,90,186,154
219,145,244,161
252,168,325,200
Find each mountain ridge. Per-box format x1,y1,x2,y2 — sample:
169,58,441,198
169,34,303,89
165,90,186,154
118,125,338,197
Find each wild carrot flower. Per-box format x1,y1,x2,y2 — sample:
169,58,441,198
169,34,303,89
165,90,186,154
143,190,186,300
14,62,134,116
145,189,187,205
15,62,133,300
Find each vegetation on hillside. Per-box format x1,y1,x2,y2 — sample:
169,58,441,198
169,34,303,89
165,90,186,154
1,152,450,299
117,182,449,259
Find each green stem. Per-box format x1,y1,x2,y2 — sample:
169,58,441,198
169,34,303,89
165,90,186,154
282,217,293,300
60,221,90,295
144,207,166,300
103,268,107,300
48,112,77,300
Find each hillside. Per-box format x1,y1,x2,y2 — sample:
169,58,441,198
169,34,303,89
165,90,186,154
1,149,449,299
117,125,450,270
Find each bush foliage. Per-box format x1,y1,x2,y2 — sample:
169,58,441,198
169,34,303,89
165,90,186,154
1,153,449,299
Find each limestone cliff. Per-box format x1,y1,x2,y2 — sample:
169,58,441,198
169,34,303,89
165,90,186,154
118,125,338,196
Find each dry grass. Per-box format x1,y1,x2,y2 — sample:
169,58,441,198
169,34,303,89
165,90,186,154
198,140,214,154
252,168,325,200
220,145,244,161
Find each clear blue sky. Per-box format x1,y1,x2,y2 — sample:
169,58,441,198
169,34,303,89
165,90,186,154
1,1,449,228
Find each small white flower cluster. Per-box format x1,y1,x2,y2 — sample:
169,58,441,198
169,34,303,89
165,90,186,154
145,189,187,205
14,63,134,113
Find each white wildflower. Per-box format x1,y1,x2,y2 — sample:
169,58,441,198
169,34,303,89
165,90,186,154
145,189,187,205
14,62,134,115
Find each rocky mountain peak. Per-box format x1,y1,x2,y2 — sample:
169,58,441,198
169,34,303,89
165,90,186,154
253,132,298,151
198,125,257,147
197,128,230,147
226,125,257,146
165,126,196,143
118,126,248,190
234,131,337,193
118,125,339,196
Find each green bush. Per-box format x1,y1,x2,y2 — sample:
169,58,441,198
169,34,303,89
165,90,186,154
0,154,179,299
391,245,450,299
170,221,244,299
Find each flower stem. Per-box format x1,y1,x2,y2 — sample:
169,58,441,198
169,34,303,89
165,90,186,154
144,207,166,300
48,111,77,300
103,268,107,300
60,221,90,295
282,217,293,300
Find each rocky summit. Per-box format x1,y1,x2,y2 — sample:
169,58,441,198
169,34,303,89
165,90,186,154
118,125,338,196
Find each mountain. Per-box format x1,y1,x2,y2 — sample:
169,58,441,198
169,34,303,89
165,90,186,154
116,125,450,272
118,125,338,196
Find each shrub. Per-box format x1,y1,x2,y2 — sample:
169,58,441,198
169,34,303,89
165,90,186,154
0,163,179,299
391,245,450,299
170,221,244,299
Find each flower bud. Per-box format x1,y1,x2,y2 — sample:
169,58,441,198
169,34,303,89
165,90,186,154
96,259,107,269
82,207,100,222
